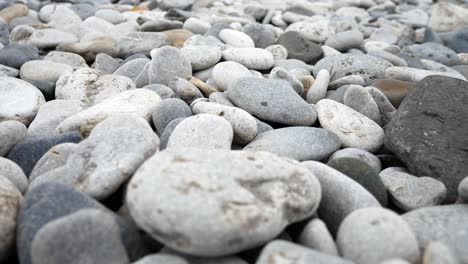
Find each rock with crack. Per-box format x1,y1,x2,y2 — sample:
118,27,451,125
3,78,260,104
126,148,321,257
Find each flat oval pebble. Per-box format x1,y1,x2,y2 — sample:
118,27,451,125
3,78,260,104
211,61,252,91
222,48,274,70
180,45,222,71
219,29,255,48
228,78,317,126
152,98,192,134
126,148,321,256
244,127,341,161
328,148,382,173
325,30,364,52
316,99,384,153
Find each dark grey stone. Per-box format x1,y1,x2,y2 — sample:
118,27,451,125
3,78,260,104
242,23,276,49
152,98,192,134
0,44,39,69
277,31,323,64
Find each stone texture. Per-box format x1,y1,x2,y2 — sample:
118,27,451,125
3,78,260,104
149,46,192,86
298,218,339,256
0,120,27,157
0,157,27,193
0,175,22,262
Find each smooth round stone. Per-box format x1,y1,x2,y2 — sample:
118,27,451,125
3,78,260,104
244,127,341,161
458,177,468,203
403,42,461,66
31,209,129,264
44,51,88,68
191,100,257,145
149,46,192,86
385,66,467,82
39,4,82,31
159,118,184,150
365,86,397,126
367,49,408,67
316,99,384,153
93,53,120,74
119,32,170,57
168,77,203,105
126,148,321,256
0,4,29,23
265,44,288,60
20,60,73,99
113,58,149,82
328,148,382,173
140,19,183,32
325,85,350,103
325,30,364,52
211,61,252,91
134,254,189,264
167,114,233,150
219,29,255,48
95,9,124,24
371,79,415,108
328,75,365,90
344,85,382,125
55,68,135,108
7,132,82,176
29,143,78,183
298,218,339,256
180,45,222,71
0,64,19,77
277,31,323,64
159,0,195,10
302,161,380,235
152,98,192,134
273,59,310,72
228,78,316,126
162,29,193,48
328,157,388,206
183,18,211,35
0,175,22,262
337,207,420,264
0,157,27,193
257,240,353,264
56,89,161,136
423,241,459,264
28,100,82,136
184,35,225,49
286,20,332,43
314,54,392,86
17,182,150,264
0,76,45,125
269,67,304,94
403,204,468,262
10,25,78,49
242,23,275,49
57,36,120,62
223,48,274,70
0,44,39,68
31,115,159,200
143,84,175,99
0,120,27,157
379,168,446,211
208,92,234,106
306,69,330,104
438,27,468,53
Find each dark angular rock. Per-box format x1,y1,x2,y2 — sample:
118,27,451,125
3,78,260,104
385,76,468,202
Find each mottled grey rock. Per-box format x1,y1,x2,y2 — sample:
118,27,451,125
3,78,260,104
119,32,171,57
403,204,468,263
223,48,274,70
380,168,446,211
0,157,27,193
143,84,175,99
0,175,22,262
337,207,420,264
316,99,384,152
44,51,88,68
265,44,288,60
30,209,129,264
0,120,27,157
343,85,382,125
183,18,211,35
228,78,316,126
403,42,460,66
0,44,39,69
167,114,233,150
302,161,380,235
367,49,408,67
242,23,276,49
113,58,150,82
180,46,222,71
191,100,257,144
328,75,365,90
257,240,353,264
126,148,321,256
269,67,304,94
152,98,192,134
29,143,78,183
244,127,341,161
286,21,332,43
0,76,45,125
325,30,364,51
273,59,310,72
10,25,78,49
328,148,382,173
167,77,203,104
298,218,339,256
149,46,192,86
211,61,252,91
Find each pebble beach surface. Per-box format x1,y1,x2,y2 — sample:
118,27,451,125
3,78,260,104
0,0,468,263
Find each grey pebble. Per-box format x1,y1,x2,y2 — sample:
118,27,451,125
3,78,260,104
152,98,192,134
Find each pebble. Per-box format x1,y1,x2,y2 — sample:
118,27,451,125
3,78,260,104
43,51,88,68
306,69,329,104
228,78,317,126
277,31,323,63
183,18,211,35
269,67,304,94
316,99,384,153
163,29,193,48
403,42,461,66
152,98,192,134
219,29,255,48
385,66,467,82
0,44,39,69
57,36,120,62
403,204,468,262
56,89,161,136
222,48,274,70
0,76,45,125
55,68,135,108
95,9,124,24
242,23,276,49
149,46,192,86
191,100,257,144
380,168,447,211
93,53,120,74
208,92,234,106
10,25,78,49
134,254,189,264
180,45,222,70
126,148,321,256
168,77,203,104
371,79,415,108
0,120,27,157
0,4,29,23
144,84,175,99
28,100,82,136
29,143,78,183
365,86,397,125
211,61,252,91
118,32,171,57
265,44,288,60
140,19,183,32
0,175,22,262
298,218,339,256
166,114,233,150
244,127,341,161
422,241,459,264
328,148,382,173
368,49,408,67
0,157,28,193
286,20,332,43
343,85,382,125
302,161,380,235
458,177,468,203
337,207,420,264
0,64,19,77
256,240,353,264
325,30,364,51
113,58,149,82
